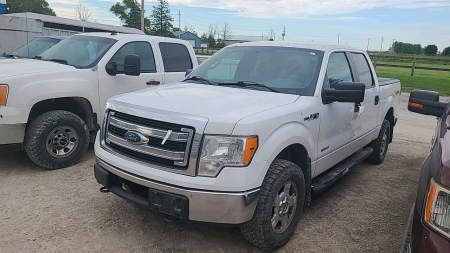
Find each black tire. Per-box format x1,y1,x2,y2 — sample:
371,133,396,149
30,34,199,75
367,119,391,164
240,159,305,251
24,110,90,170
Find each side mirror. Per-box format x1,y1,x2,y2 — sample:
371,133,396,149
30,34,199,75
322,82,365,104
124,54,140,76
408,89,447,117
105,62,117,76
185,68,193,77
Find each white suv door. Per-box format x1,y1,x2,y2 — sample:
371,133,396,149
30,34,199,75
98,40,163,119
315,52,360,177
158,42,195,84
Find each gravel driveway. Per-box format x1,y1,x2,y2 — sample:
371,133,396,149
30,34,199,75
0,93,437,252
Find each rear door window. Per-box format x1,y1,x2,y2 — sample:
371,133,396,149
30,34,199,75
159,43,193,72
351,53,374,89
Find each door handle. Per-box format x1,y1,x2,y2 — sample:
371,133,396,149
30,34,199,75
375,95,380,105
146,80,160,85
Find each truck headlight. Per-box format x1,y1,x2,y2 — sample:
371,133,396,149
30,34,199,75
198,135,258,177
0,85,8,106
425,178,450,239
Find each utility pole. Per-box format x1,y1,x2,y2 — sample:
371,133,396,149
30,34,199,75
262,33,264,41
380,37,384,52
282,26,286,41
178,10,181,39
367,38,370,51
141,0,145,32
338,32,340,44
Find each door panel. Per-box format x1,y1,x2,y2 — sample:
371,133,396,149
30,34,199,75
99,41,163,118
315,52,360,177
351,52,379,144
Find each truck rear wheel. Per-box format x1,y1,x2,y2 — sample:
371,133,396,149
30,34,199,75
240,159,305,251
367,119,391,164
24,110,90,170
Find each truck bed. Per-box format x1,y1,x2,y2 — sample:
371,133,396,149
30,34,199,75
378,78,400,86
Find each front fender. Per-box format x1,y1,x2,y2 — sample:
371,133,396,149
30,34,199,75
6,70,98,113
250,121,315,186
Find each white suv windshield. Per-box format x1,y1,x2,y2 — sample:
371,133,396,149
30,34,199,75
187,46,324,95
8,37,61,58
39,35,117,68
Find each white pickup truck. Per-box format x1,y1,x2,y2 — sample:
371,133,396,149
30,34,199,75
93,42,401,250
0,32,198,169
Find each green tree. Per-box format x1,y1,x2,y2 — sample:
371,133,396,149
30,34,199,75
201,32,208,42
424,45,438,55
7,0,56,16
442,46,450,56
110,0,151,34
150,0,174,37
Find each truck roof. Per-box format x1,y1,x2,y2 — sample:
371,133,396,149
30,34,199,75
74,32,190,44
228,41,362,52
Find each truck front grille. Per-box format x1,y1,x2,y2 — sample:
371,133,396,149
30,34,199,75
104,111,194,169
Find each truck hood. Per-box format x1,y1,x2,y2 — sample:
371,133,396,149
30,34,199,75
0,59,74,79
109,82,299,134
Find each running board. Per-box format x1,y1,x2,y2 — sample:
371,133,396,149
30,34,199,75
312,147,374,194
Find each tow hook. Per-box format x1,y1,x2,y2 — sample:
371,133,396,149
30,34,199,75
100,187,110,193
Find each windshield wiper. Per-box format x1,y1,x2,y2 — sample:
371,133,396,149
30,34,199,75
184,76,215,85
218,81,280,93
33,56,43,60
46,58,68,65
2,54,18,59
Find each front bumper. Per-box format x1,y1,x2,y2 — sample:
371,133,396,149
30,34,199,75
94,158,260,224
410,208,450,253
0,123,26,152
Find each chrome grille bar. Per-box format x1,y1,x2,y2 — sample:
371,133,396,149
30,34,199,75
107,133,185,161
109,116,189,142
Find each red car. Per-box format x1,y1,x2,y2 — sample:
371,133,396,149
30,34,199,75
403,90,450,252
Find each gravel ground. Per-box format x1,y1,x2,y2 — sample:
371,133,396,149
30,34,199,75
0,93,438,253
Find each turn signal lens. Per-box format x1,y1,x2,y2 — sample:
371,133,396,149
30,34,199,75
0,85,8,106
408,102,424,109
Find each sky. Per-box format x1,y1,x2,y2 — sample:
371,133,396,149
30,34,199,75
45,0,450,52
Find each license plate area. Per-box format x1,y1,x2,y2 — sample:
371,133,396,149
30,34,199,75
148,189,189,219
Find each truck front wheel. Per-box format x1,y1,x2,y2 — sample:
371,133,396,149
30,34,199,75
24,110,90,170
240,159,305,251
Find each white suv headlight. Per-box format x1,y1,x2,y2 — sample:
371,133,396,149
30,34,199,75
425,178,450,239
198,135,258,177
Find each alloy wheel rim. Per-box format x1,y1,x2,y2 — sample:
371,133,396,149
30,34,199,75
271,180,298,234
45,126,79,158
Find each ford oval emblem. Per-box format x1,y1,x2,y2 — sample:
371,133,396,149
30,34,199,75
124,131,148,145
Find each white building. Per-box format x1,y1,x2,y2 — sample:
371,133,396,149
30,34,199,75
0,12,144,53
224,35,269,46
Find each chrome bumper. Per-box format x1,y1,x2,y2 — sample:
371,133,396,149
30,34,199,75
0,124,26,145
95,158,260,224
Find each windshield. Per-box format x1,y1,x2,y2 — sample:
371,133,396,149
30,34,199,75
39,35,117,68
187,46,324,95
7,37,60,58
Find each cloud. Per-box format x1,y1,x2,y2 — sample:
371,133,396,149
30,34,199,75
142,0,450,19
52,7,77,18
47,0,82,5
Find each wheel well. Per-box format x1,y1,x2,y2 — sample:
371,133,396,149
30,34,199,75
275,144,312,206
385,108,394,143
28,97,96,131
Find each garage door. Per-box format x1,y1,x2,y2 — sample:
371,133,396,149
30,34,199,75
187,40,196,48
